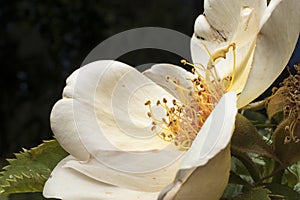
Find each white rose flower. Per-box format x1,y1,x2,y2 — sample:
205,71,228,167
43,0,300,199
44,60,237,200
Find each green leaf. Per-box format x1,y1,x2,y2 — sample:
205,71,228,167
232,187,272,200
266,183,300,200
0,140,68,194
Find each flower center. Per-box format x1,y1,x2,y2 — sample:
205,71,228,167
145,43,236,150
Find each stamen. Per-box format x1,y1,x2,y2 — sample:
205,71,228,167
145,43,237,150
180,59,194,67
145,69,220,150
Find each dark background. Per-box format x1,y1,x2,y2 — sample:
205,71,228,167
0,0,299,199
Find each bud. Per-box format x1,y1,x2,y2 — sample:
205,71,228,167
266,65,300,124
273,117,300,166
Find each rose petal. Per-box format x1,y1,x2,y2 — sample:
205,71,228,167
204,0,266,41
143,63,195,99
43,156,159,200
50,99,90,161
159,147,231,200
63,152,181,192
238,0,300,107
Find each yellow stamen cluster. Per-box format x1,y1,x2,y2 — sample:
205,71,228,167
145,43,236,150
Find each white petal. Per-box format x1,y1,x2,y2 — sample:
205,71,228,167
231,6,260,47
50,99,90,161
238,0,300,108
63,153,181,192
227,39,256,95
180,91,237,168
193,15,227,43
143,63,195,99
204,0,266,41
76,61,174,150
159,146,231,200
43,156,159,200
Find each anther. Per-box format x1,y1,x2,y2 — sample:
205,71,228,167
172,99,177,105
156,100,160,106
181,59,195,67
144,100,151,106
